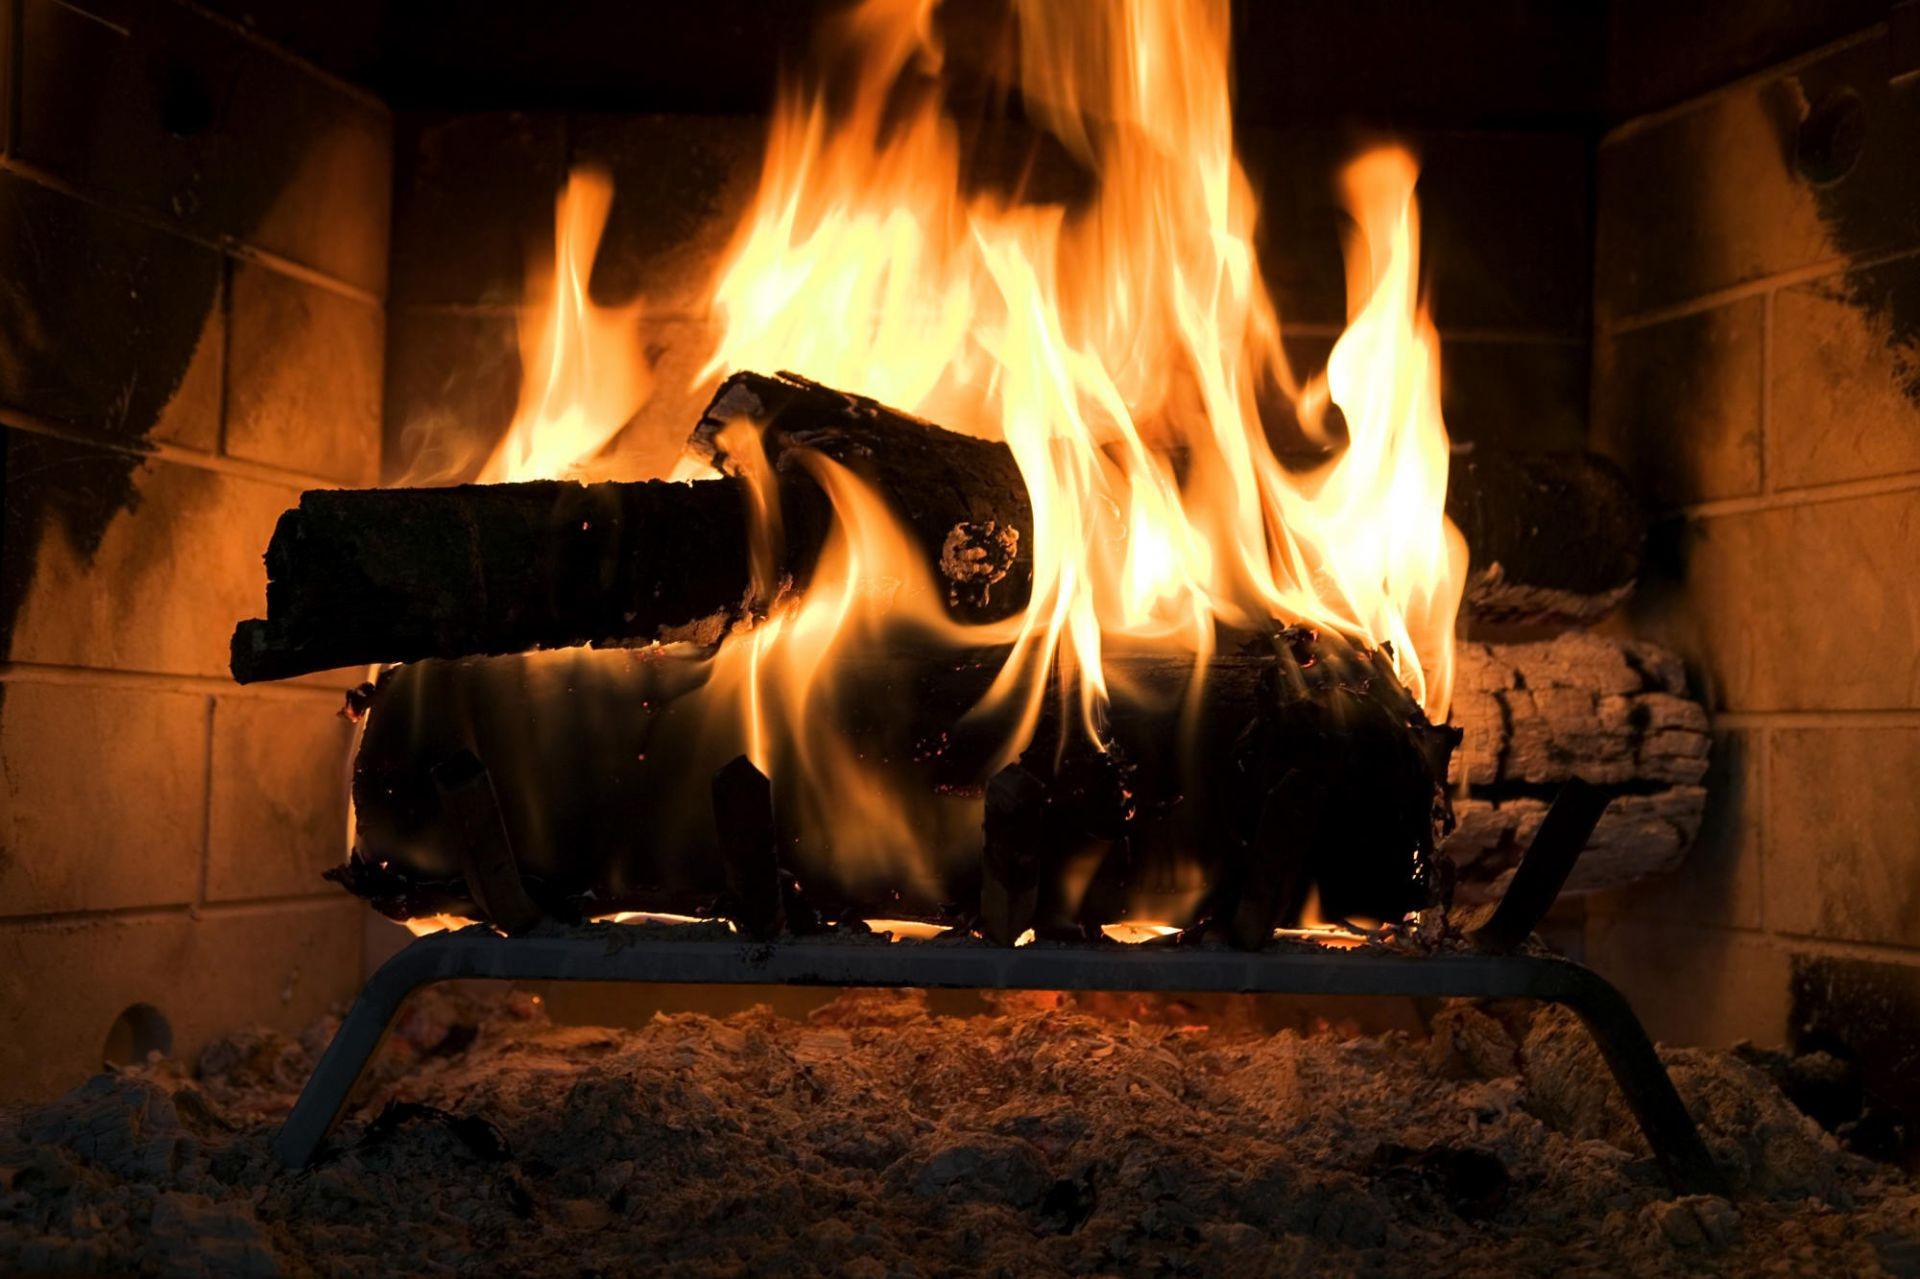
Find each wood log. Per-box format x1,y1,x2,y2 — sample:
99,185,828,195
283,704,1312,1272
979,765,1046,945
232,372,1031,683
233,372,1642,683
1446,448,1643,627
712,755,784,940
1443,632,1709,900
336,631,1454,931
333,631,1710,930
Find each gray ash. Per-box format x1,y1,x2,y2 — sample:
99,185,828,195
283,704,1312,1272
3,987,1917,1277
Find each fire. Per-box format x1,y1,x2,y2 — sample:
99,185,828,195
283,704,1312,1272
482,168,650,483
700,0,1465,739
446,0,1467,904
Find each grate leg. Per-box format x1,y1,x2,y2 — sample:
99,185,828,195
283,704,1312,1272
274,929,1726,1196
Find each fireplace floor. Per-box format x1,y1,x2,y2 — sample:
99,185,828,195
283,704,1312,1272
4,983,1916,1276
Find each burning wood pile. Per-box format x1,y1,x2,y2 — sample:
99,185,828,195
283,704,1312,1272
234,371,1690,939
221,0,1706,945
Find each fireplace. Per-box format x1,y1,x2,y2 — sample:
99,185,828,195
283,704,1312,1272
4,0,1920,1271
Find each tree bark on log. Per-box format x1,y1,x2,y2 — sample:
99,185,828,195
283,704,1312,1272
233,371,1643,683
1443,632,1709,901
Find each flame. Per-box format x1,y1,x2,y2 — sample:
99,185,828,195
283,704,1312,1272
434,0,1467,908
702,0,1466,748
482,168,650,483
401,910,729,939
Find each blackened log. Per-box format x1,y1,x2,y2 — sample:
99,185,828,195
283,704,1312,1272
233,372,1641,683
712,755,785,940
690,372,1034,617
231,371,1032,683
342,633,1452,934
1445,448,1643,626
1225,770,1326,950
979,765,1047,945
231,473,787,683
429,750,546,935
337,632,1707,930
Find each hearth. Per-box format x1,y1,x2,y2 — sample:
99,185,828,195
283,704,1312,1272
5,0,1920,1272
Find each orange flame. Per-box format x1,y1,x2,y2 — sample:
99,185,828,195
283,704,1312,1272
701,0,1465,743
467,0,1467,898
483,168,650,483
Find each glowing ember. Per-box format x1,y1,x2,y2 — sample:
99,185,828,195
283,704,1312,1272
402,910,732,939
399,912,483,938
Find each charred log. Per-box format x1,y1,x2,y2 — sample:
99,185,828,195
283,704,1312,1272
231,473,788,684
978,765,1047,945
1445,449,1643,627
336,631,1704,930
233,372,1642,683
428,750,546,935
1224,769,1327,950
232,372,1032,683
342,631,1453,934
712,755,785,940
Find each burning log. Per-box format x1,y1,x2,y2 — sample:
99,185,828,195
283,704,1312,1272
978,765,1047,945
1443,633,1710,900
232,373,1032,683
232,372,1642,683
428,750,546,936
336,630,1455,932
329,630,1704,931
1224,769,1328,950
712,756,785,940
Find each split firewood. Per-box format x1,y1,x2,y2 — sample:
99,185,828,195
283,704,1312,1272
232,371,1643,683
1443,632,1709,900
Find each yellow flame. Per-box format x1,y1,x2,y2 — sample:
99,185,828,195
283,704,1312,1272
402,910,730,938
702,0,1465,747
460,0,1467,900
483,167,650,483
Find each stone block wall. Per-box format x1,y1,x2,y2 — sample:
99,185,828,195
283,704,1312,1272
1587,21,1920,1114
0,0,387,1099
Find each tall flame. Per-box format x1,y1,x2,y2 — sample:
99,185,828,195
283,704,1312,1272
702,0,1465,737
477,0,1467,895
483,168,650,483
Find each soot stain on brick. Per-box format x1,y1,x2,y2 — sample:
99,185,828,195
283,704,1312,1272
0,192,212,711
0,429,146,661
1791,954,1920,1159
0,0,350,707
1762,61,1920,412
